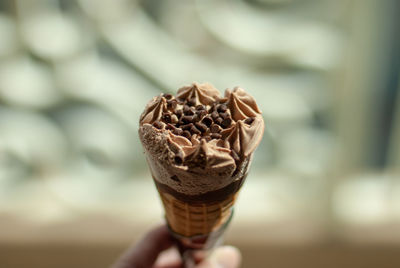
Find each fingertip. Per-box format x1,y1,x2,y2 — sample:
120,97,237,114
196,246,242,268
153,247,182,268
213,246,242,268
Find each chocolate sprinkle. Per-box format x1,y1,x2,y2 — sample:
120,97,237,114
195,122,207,133
210,124,221,133
221,118,232,128
244,117,255,125
174,151,184,165
167,99,177,109
196,104,205,110
202,116,213,127
173,128,183,136
152,121,164,129
162,113,171,123
197,109,207,118
217,104,228,113
166,123,175,130
181,123,194,131
176,109,183,118
181,115,193,124
211,111,219,120
219,112,230,119
163,93,173,100
174,156,183,165
192,114,200,123
182,130,191,139
183,105,194,115
215,117,223,125
191,125,201,135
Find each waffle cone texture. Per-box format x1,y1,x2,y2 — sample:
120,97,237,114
158,190,239,237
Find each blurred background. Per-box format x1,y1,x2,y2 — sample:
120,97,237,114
0,0,399,267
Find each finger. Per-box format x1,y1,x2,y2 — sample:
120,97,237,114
153,247,182,268
112,225,174,268
213,246,242,268
196,246,242,268
195,259,217,268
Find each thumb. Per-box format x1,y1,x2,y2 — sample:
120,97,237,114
197,246,242,268
111,225,173,268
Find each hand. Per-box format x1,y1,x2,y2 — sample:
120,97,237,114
111,225,241,268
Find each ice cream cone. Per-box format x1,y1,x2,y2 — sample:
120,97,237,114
138,83,264,265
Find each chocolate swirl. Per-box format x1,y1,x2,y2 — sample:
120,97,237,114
140,95,167,124
176,82,221,106
221,117,264,157
184,139,234,170
225,87,261,121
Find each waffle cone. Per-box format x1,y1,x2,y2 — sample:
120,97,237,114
158,190,239,237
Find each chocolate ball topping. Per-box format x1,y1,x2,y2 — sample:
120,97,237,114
154,92,254,141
